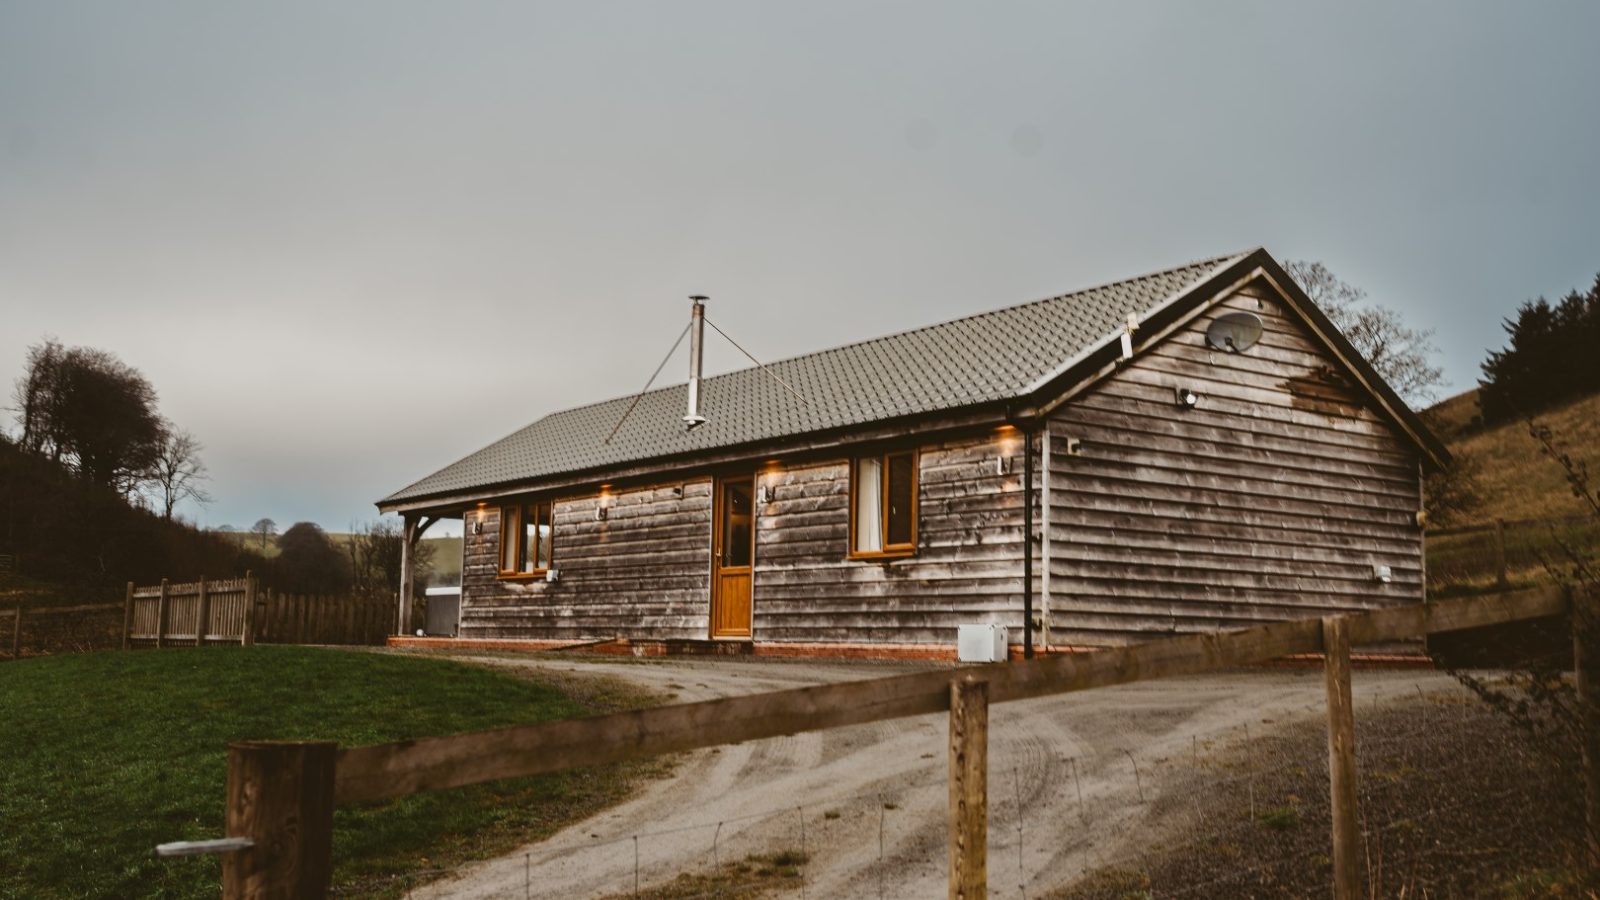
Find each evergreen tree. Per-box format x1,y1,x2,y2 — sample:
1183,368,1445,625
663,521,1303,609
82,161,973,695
1479,274,1600,424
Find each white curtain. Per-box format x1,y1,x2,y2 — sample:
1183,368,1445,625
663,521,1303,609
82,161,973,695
500,507,518,572
855,457,883,553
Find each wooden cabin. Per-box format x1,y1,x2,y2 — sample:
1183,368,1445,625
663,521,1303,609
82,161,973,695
378,248,1447,656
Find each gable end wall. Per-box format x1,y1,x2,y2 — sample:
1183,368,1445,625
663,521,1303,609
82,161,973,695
1044,280,1426,645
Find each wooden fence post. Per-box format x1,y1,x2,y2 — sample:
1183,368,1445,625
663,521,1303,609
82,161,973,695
195,577,211,647
1494,518,1509,588
9,602,21,661
121,582,135,651
222,740,338,900
243,573,258,646
1323,616,1361,900
155,578,170,649
949,675,988,900
1575,587,1600,865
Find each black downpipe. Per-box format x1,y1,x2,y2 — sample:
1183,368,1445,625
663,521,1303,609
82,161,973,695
1023,425,1035,660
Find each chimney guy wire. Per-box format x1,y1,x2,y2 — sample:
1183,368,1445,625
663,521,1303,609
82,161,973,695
603,321,692,445
704,316,810,406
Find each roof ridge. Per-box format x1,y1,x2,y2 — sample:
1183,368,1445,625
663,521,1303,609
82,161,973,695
527,249,1251,422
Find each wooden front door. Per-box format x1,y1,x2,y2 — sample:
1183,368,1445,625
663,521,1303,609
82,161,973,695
710,474,755,638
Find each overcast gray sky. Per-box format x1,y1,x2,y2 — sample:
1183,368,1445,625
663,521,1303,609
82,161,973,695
3,1,1597,535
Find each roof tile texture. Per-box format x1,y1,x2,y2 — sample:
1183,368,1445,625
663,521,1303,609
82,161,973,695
382,253,1245,504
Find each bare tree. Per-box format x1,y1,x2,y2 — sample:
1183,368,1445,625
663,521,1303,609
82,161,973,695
347,519,433,597
146,425,211,521
11,338,63,455
251,517,277,551
1282,260,1445,407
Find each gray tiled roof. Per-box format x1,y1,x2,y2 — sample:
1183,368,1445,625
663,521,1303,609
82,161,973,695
381,251,1249,505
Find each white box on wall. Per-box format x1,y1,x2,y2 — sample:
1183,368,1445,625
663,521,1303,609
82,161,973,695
957,624,1008,663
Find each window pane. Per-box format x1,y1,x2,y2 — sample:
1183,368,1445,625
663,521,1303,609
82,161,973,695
886,453,914,547
536,502,553,570
723,481,753,567
500,507,518,572
521,505,538,573
854,457,883,553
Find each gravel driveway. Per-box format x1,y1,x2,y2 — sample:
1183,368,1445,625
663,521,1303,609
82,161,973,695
407,654,1464,899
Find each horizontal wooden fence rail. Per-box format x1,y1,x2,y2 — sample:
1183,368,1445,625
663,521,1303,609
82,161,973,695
1426,513,1593,539
124,574,391,649
333,586,1571,806
209,586,1583,899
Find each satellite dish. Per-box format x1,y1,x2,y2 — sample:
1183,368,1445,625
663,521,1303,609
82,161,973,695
1205,312,1264,353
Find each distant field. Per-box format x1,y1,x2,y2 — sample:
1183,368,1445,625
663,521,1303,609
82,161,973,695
424,535,463,585
211,531,463,585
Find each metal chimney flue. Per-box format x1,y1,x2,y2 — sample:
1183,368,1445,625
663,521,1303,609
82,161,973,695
683,296,708,430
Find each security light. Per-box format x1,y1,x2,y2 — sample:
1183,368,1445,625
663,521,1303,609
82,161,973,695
1175,387,1199,409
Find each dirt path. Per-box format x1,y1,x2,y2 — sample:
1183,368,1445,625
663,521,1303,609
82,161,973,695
408,655,1466,899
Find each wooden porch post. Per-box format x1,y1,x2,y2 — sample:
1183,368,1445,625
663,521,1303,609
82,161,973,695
397,516,416,636
949,675,988,900
1323,615,1361,900
222,741,337,900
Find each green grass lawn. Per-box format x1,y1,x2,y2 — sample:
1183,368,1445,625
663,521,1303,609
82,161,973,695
0,647,666,899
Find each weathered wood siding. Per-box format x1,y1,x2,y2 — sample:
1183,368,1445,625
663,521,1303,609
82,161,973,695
753,433,1029,644
459,480,713,640
1045,280,1425,645
455,278,1425,649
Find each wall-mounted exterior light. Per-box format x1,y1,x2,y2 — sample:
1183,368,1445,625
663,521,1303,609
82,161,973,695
1175,386,1199,410
757,484,775,505
1373,564,1393,584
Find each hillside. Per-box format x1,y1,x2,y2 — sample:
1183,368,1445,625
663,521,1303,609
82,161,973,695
216,532,462,585
1432,388,1600,523
1425,388,1600,595
0,438,266,596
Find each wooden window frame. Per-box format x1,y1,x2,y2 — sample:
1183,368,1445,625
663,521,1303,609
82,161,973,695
847,449,918,560
497,500,555,580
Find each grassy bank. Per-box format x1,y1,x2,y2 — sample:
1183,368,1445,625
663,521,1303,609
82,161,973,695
0,646,666,899
1424,389,1599,595
1051,691,1588,898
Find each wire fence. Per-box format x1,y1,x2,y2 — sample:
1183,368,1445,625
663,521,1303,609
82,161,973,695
363,637,1588,899
1428,513,1600,594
